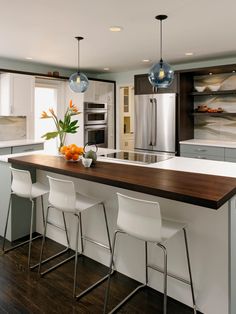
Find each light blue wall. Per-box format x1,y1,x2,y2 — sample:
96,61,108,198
0,57,99,78
97,56,236,85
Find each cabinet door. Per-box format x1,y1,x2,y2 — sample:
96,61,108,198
84,80,96,102
0,73,34,116
12,74,34,116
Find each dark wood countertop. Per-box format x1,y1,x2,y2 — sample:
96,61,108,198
8,154,236,209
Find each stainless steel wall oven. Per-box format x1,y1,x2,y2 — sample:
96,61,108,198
84,102,108,147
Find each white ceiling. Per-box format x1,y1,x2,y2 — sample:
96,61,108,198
0,0,236,73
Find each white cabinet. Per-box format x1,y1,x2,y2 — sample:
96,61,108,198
84,80,115,149
0,73,34,116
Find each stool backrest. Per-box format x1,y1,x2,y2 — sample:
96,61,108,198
47,176,76,212
10,167,32,198
117,193,162,242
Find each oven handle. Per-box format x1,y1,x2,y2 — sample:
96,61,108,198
84,110,107,114
85,125,107,130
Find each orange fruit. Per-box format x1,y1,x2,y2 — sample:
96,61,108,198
70,146,77,154
72,154,79,161
60,146,67,155
65,151,72,160
75,147,83,155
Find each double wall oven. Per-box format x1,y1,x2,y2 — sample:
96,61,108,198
84,102,108,147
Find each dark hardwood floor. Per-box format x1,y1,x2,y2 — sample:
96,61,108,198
0,236,202,314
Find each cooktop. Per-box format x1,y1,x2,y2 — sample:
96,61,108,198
105,151,172,164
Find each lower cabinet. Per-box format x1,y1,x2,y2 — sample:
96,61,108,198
180,144,236,162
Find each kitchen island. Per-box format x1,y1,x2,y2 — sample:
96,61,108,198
6,154,236,314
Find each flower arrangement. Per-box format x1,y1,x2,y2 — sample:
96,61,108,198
41,100,81,150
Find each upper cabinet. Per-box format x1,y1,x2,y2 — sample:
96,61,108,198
0,73,34,116
84,79,115,148
134,73,178,95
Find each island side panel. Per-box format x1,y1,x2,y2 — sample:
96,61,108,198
36,169,229,314
229,196,236,314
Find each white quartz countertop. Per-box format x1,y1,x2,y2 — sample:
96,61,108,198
0,139,44,148
179,139,236,148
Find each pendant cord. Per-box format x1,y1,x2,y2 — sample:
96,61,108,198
160,19,163,61
77,40,80,73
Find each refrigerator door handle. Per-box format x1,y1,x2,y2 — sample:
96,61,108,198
149,98,153,145
152,98,157,146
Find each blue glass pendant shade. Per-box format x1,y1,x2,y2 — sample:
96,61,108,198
148,59,174,88
69,72,89,93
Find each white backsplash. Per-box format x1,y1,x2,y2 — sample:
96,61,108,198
0,116,26,141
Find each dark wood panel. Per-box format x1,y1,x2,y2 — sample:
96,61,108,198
134,73,178,95
9,154,236,209
0,236,203,314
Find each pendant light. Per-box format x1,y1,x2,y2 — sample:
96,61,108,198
148,15,174,89
69,36,89,93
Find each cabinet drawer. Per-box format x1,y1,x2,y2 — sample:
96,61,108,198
180,144,224,158
225,148,236,159
12,143,44,154
181,152,224,161
0,147,11,155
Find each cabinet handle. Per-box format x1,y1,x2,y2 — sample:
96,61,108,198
196,156,207,159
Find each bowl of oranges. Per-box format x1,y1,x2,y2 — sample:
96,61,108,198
60,144,84,162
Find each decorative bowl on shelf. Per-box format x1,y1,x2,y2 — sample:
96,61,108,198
208,84,221,91
194,86,206,92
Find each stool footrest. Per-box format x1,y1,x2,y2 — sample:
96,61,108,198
82,235,110,251
76,268,116,300
40,253,82,276
108,283,146,314
3,234,42,254
47,220,66,232
30,247,71,270
147,263,191,286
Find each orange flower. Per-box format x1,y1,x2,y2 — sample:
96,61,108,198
72,108,78,113
69,99,73,108
41,111,50,118
49,108,55,115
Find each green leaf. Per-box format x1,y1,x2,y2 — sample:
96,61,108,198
70,120,78,127
41,131,59,140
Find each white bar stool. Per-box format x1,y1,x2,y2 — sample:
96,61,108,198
38,176,114,299
2,167,48,268
103,193,197,314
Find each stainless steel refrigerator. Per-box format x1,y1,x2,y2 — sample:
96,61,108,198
134,93,176,154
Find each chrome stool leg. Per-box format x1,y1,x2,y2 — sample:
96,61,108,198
75,203,115,300
183,228,197,314
3,194,43,268
27,199,35,268
2,193,12,253
73,214,80,298
145,241,148,285
37,208,75,276
38,206,50,275
157,243,168,314
103,230,145,314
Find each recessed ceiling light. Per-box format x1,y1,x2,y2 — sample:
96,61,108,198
209,72,213,75
142,59,150,63
232,70,236,73
185,52,193,56
109,26,123,32
25,57,33,60
103,67,110,71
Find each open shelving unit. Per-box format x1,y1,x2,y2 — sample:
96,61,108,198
191,89,236,96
